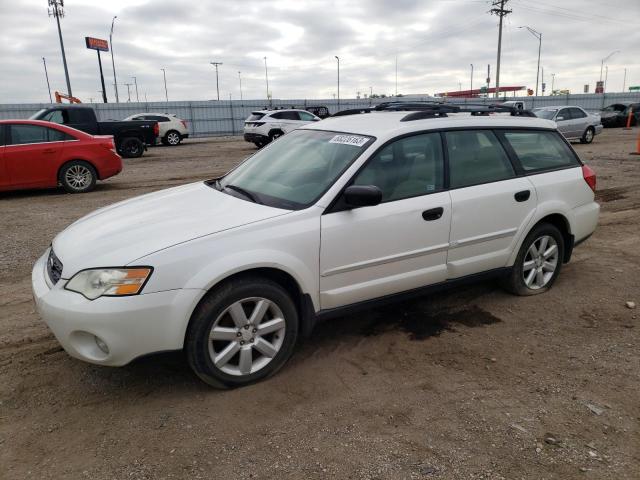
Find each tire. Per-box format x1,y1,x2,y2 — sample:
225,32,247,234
254,141,265,149
269,130,284,142
59,161,97,193
185,276,299,388
119,137,144,158
501,223,564,296
164,130,182,146
580,126,595,144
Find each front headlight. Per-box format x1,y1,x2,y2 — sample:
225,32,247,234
65,267,153,300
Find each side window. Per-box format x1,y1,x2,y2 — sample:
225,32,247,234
41,110,67,124
47,128,75,142
0,125,5,145
352,133,444,202
445,130,514,189
570,108,587,119
272,111,300,121
556,109,570,121
298,111,316,121
503,130,579,172
8,125,50,145
68,108,94,124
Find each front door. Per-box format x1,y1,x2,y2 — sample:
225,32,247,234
320,132,451,309
554,108,574,138
443,129,537,278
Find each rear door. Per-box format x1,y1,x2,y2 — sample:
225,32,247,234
0,125,7,189
445,129,537,278
5,124,66,188
271,111,300,133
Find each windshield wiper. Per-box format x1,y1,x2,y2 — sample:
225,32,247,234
224,184,262,204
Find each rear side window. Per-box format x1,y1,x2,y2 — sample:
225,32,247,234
503,130,579,172
298,111,316,121
247,113,265,121
445,130,515,188
146,115,170,122
569,108,587,119
271,111,300,120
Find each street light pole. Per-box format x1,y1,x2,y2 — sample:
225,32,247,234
161,68,168,102
519,26,542,96
623,68,627,92
335,55,340,109
42,57,53,103
132,76,139,102
470,63,474,93
264,57,270,104
238,71,243,101
210,62,223,101
109,16,119,102
600,50,620,82
48,0,72,96
551,73,555,94
604,65,609,92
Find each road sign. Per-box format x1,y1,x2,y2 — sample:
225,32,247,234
85,37,109,52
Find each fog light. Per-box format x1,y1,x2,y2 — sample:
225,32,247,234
95,336,109,354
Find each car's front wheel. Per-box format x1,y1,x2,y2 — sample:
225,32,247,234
502,223,564,296
185,276,299,388
580,126,595,144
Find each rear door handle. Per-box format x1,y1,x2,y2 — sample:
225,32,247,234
422,207,444,221
514,190,531,202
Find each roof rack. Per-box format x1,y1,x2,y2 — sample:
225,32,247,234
332,101,537,120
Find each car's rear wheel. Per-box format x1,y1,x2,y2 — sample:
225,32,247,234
185,276,299,388
59,161,97,193
163,130,182,146
269,130,284,142
502,223,564,296
580,127,595,144
119,137,144,158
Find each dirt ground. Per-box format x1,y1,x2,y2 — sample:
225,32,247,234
1,129,639,479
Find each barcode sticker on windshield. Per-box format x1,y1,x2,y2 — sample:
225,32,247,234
329,134,369,147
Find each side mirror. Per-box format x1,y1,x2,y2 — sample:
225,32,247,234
344,185,382,208
312,118,320,121
556,116,565,121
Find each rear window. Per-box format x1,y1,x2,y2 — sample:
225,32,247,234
502,130,579,172
247,113,265,121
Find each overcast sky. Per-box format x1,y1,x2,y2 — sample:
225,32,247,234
1,0,638,103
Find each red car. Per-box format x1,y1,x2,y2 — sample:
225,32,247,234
0,120,122,193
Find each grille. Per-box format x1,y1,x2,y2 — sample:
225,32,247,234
47,249,63,285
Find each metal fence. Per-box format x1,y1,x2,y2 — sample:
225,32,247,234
1,92,639,138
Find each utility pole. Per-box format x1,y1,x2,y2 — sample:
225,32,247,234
110,16,119,102
131,76,139,102
210,61,223,101
42,57,52,103
490,0,511,98
541,67,544,96
470,63,474,94
604,65,609,92
487,64,491,96
623,68,627,92
519,26,542,96
161,68,168,102
551,73,555,94
395,55,398,97
335,56,340,108
264,57,270,104
238,71,243,101
124,82,132,102
48,0,72,96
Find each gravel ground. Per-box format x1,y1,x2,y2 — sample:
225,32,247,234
1,129,639,479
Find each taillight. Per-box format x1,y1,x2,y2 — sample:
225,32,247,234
582,165,596,192
153,122,159,136
180,120,187,129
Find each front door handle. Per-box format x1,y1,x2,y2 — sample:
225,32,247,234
422,207,444,221
42,148,57,154
514,190,530,202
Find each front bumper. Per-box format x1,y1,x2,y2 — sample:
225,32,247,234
31,251,203,366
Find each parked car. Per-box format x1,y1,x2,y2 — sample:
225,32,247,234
532,106,603,143
243,108,321,147
124,113,189,146
305,105,331,119
500,100,526,110
0,120,122,193
32,105,599,388
600,102,640,128
30,105,159,158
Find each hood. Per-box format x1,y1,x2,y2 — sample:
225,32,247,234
53,182,290,277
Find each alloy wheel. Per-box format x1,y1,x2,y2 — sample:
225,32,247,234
208,297,286,376
64,165,92,191
522,235,558,289
167,132,180,145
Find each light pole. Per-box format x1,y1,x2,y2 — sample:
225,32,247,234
210,62,223,101
42,57,52,103
238,71,243,101
161,68,168,102
132,76,139,102
110,16,119,102
470,63,474,93
335,56,340,108
519,26,542,96
48,0,72,96
623,68,627,92
604,65,609,92
600,50,620,82
264,57,270,104
124,82,132,102
551,73,555,94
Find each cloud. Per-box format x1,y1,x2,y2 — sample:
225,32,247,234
0,0,638,103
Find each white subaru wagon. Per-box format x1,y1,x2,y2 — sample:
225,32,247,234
32,104,599,388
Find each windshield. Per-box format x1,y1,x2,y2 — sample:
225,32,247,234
533,109,557,120
214,129,374,210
